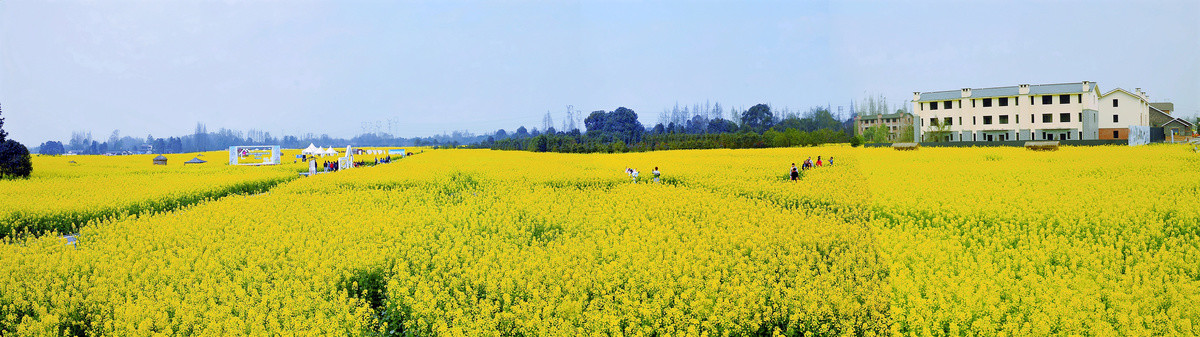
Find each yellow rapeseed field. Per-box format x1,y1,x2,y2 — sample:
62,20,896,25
0,152,300,237
1,145,1196,335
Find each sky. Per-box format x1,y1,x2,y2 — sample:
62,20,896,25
2,0,1198,145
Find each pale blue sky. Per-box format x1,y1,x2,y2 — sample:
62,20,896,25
2,0,1197,144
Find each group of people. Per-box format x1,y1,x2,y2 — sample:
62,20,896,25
625,166,661,183
790,156,832,180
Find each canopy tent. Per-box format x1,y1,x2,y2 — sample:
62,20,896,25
184,157,207,165
324,148,338,155
301,143,322,155
153,155,168,165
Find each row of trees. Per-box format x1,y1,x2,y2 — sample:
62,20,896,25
36,124,488,156
478,104,855,153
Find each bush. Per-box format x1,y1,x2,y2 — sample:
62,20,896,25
0,139,32,179
850,135,864,147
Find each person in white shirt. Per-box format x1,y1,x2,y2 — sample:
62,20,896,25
632,169,639,183
652,167,660,183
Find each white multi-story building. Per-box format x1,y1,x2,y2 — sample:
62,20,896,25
912,81,1165,142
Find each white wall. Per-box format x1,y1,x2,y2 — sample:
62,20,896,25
1098,89,1151,129
916,90,1099,134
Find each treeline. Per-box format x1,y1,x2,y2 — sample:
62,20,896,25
36,124,487,155
475,103,857,153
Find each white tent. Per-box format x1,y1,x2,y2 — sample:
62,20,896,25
301,143,322,156
324,147,338,155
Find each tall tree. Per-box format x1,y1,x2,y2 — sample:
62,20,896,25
193,123,209,152
0,102,6,143
741,104,774,133
108,130,121,152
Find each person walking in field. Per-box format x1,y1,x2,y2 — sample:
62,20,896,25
803,157,813,170
790,163,799,181
653,167,660,183
816,156,823,167
828,157,834,166
632,169,639,183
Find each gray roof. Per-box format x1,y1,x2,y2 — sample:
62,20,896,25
917,82,1093,102
184,157,207,164
153,155,167,160
917,90,961,101
1150,102,1174,112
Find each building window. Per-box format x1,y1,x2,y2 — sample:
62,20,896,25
983,116,993,124
1078,131,1083,140
1113,130,1119,138
958,117,962,125
972,100,976,108
1077,94,1081,102
1030,96,1035,105
930,102,938,110
943,101,952,110
1060,113,1071,123
957,100,961,108
1042,95,1053,105
999,97,1009,106
1059,94,1070,104
1078,112,1082,121
1030,114,1034,123
983,98,993,107
1112,99,1118,107
1113,115,1119,123
930,117,937,126
1016,115,1020,123
973,116,977,125
944,117,952,126
999,115,1009,124
1043,113,1053,123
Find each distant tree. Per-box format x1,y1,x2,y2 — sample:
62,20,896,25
706,118,738,134
495,129,508,139
168,137,183,153
652,123,666,135
515,126,529,138
850,135,863,147
773,116,804,132
863,124,890,143
153,138,167,153
38,141,65,155
584,107,644,143
686,115,708,134
741,104,774,133
108,130,121,151
0,140,32,179
193,123,209,152
543,112,554,132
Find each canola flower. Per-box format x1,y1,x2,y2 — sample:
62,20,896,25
1,145,1197,335
0,152,300,237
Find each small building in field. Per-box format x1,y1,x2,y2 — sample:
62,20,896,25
153,155,168,165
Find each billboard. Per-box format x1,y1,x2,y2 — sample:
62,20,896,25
229,146,281,165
